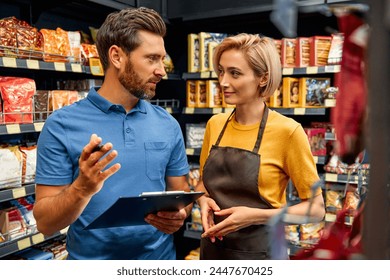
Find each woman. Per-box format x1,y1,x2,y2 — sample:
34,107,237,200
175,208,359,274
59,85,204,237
195,33,325,260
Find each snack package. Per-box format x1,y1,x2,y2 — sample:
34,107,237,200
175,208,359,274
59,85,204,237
40,27,71,62
34,90,49,121
19,145,37,184
0,16,43,59
206,80,222,108
186,123,206,149
299,77,331,106
0,77,35,124
281,38,296,68
282,77,301,107
187,33,200,72
0,145,23,188
309,36,332,66
198,32,227,72
295,37,310,67
186,80,196,108
195,80,207,108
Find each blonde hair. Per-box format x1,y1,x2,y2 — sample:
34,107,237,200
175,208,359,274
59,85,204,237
213,33,281,98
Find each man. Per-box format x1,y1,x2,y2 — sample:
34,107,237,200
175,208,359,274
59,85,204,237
33,7,190,260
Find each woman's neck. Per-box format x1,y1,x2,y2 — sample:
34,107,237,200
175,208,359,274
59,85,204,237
234,101,265,125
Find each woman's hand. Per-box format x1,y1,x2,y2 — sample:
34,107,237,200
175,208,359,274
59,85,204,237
201,206,261,239
197,196,221,242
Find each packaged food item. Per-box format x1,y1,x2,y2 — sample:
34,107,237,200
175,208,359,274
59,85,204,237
34,90,49,121
309,36,332,66
0,16,43,59
206,80,222,108
198,32,227,72
0,77,35,124
187,33,200,72
186,80,196,108
19,145,37,184
0,145,23,188
195,80,207,108
295,37,310,67
40,27,71,62
282,77,301,107
80,43,99,65
281,38,296,68
299,77,331,106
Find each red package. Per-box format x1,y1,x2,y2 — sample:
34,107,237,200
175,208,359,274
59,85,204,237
0,77,36,124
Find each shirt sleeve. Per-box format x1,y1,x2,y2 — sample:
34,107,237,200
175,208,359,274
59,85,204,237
165,119,190,177
285,124,322,200
35,112,74,186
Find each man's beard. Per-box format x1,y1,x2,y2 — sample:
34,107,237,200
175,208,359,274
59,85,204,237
118,60,156,100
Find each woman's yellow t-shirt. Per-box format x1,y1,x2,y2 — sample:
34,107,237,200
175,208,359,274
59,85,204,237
199,109,321,208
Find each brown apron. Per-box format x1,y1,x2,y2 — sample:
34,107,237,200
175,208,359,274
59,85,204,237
200,105,274,260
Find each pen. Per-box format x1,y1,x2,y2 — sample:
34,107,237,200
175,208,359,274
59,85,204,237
92,144,104,153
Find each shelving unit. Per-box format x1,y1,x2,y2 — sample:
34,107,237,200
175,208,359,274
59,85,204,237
0,227,68,259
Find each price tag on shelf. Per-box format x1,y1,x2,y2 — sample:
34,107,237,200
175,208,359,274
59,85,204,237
12,187,26,199
212,108,223,114
32,233,44,244
54,62,66,71
89,58,104,76
313,156,318,164
71,63,82,73
2,57,17,68
186,148,195,155
185,107,195,114
325,213,336,222
293,108,306,115
200,72,210,79
306,66,318,74
325,173,338,182
33,122,45,132
325,65,341,73
165,107,172,114
17,238,31,250
282,68,294,75
26,59,40,70
6,124,21,134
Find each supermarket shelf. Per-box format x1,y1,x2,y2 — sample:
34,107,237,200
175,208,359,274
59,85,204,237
182,71,217,80
0,122,44,135
183,107,235,114
0,56,91,74
0,227,68,259
282,65,341,75
0,184,35,203
324,173,369,185
183,65,341,80
271,107,327,116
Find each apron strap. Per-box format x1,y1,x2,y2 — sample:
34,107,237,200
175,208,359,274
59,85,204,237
253,104,269,153
214,108,236,146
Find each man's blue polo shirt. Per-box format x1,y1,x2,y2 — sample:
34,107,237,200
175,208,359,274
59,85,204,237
35,87,189,260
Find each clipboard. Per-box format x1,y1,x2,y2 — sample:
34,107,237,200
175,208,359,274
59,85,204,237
84,191,204,229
